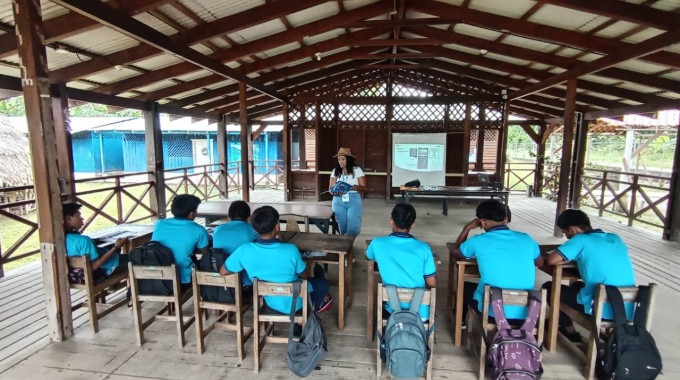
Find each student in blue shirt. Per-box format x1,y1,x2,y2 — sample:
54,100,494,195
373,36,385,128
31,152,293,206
543,209,635,342
366,203,436,320
220,206,332,314
213,200,259,285
151,194,209,287
451,200,542,324
63,202,128,281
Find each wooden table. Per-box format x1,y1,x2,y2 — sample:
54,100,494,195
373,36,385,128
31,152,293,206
286,232,355,330
198,201,336,233
86,224,154,254
400,186,510,216
446,242,480,347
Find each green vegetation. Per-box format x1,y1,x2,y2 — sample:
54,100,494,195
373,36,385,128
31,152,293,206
0,97,141,117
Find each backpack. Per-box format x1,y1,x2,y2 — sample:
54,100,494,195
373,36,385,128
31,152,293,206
485,287,543,380
378,286,433,379
197,248,235,304
129,241,175,296
287,281,328,377
595,285,662,380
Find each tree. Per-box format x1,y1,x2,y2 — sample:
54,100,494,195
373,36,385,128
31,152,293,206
0,96,141,117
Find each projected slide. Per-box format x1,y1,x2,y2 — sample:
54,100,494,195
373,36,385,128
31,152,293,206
394,144,444,172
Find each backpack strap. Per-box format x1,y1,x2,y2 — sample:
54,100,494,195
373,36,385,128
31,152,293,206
490,287,511,330
633,285,651,328
384,285,402,313
288,281,302,341
520,290,543,333
408,288,426,314
605,285,628,326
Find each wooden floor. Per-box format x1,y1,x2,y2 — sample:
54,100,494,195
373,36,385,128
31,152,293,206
1,195,678,379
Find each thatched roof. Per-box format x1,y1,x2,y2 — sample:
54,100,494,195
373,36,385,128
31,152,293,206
0,116,32,187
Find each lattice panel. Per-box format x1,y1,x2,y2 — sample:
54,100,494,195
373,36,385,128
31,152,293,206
392,82,429,97
484,129,498,143
338,122,386,130
392,121,446,131
321,103,335,121
394,104,445,121
449,103,466,121
339,104,386,121
288,103,303,125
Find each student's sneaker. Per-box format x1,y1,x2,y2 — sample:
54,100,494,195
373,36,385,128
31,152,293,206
559,326,583,342
317,294,333,313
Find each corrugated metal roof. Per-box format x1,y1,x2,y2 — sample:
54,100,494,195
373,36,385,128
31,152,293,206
85,67,143,84
442,43,487,57
304,29,346,46
180,0,265,22
581,74,619,86
134,12,179,36
614,59,671,75
132,54,184,71
528,4,608,33
257,42,300,60
60,27,141,57
593,20,639,39
649,0,680,11
469,0,535,19
0,64,20,78
454,24,503,41
500,35,561,53
228,19,286,44
137,80,181,94
156,4,198,30
287,2,340,27
175,70,212,82
343,0,382,11
484,52,531,67
617,82,667,94
622,27,664,44
41,2,70,21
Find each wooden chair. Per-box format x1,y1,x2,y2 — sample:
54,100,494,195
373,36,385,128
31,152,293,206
128,262,195,349
252,278,308,373
68,256,129,333
192,269,254,360
559,283,657,380
466,285,547,380
376,283,436,380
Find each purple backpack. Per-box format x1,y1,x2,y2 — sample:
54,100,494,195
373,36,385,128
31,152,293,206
485,287,543,380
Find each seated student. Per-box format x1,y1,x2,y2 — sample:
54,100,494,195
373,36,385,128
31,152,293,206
63,202,129,281
366,203,436,320
212,200,259,286
151,194,210,289
451,200,542,324
220,206,332,313
542,209,635,342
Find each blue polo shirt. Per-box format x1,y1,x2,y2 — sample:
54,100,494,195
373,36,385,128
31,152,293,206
366,232,436,320
459,225,540,319
151,218,209,284
65,232,119,275
225,239,309,314
557,229,635,319
213,220,259,285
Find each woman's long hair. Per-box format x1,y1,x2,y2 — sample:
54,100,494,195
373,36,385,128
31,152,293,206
334,155,357,178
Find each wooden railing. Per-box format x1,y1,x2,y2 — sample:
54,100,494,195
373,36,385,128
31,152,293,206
164,164,223,209
504,162,537,191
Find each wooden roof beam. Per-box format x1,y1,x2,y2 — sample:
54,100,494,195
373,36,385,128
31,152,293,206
584,98,680,120
50,0,284,101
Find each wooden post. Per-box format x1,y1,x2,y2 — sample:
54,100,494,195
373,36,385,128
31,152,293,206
475,130,485,172
663,115,680,242
569,115,588,208
249,121,255,191
282,103,291,201
144,102,166,219
216,116,227,197
52,83,75,197
299,106,307,170
314,102,321,201
554,79,578,236
386,75,393,200
13,0,73,341
462,103,472,185
496,102,510,185
535,124,547,196
239,82,250,202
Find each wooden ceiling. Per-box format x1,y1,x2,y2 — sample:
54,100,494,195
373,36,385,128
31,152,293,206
0,0,679,122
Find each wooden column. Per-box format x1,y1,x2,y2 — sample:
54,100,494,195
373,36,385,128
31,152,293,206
249,121,255,191
239,82,250,202
462,102,472,185
144,102,166,219
282,103,291,201
535,124,547,196
496,102,510,184
475,130,485,172
554,79,578,236
386,75,394,200
314,102,321,201
663,115,680,242
569,114,588,208
13,0,72,341
299,107,307,169
216,116,227,198
52,83,75,197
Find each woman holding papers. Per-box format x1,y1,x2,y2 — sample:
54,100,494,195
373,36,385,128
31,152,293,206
329,147,366,236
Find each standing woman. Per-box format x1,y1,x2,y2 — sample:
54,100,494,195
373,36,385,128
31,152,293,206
329,147,367,236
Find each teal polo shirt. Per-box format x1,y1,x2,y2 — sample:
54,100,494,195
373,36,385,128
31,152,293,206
65,232,119,275
557,229,635,319
151,218,209,284
366,232,436,320
459,225,540,319
225,238,309,314
213,220,259,285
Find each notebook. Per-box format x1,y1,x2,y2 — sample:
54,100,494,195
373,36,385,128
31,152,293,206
330,180,352,194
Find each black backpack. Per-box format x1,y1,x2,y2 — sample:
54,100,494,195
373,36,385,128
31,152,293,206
129,241,175,296
596,285,662,380
197,248,235,304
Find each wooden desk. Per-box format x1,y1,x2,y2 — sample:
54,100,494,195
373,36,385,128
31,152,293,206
86,224,154,254
198,201,336,233
446,242,480,346
400,186,510,216
287,232,355,330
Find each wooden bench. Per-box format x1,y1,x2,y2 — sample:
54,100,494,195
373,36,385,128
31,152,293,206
68,255,128,334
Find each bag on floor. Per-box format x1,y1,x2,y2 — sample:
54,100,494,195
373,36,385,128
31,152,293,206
197,248,235,303
287,281,327,377
378,286,433,379
129,241,175,296
596,285,662,380
485,287,543,380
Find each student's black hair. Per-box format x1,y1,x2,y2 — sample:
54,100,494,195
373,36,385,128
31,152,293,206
228,200,251,220
475,200,507,222
334,155,357,178
251,206,279,235
62,202,82,219
556,209,592,231
505,205,512,223
391,203,416,230
170,194,202,219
